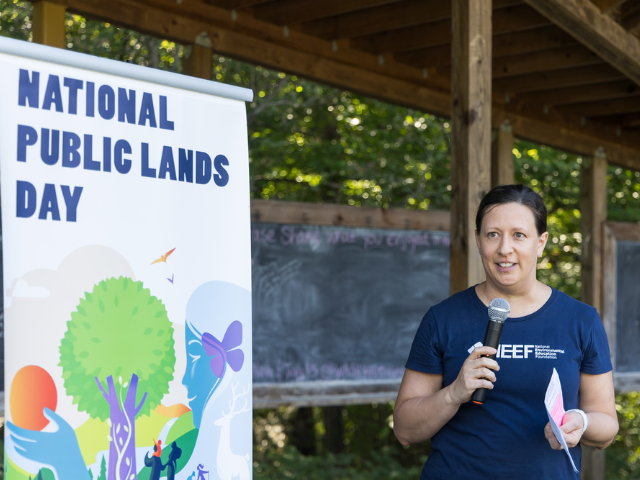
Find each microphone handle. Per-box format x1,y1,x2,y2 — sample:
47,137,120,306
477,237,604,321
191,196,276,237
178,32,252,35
471,320,504,405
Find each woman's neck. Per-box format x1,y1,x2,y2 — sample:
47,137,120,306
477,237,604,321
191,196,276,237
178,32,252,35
476,280,551,317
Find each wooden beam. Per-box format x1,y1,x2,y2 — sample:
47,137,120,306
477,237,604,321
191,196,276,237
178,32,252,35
300,0,453,40
182,44,213,80
581,147,607,313
32,0,67,48
579,146,608,480
397,44,601,76
591,112,640,126
514,80,640,108
250,199,451,231
393,26,579,68
591,0,629,13
491,120,515,187
493,63,625,93
450,0,492,294
621,0,640,33
492,25,579,57
48,0,640,169
350,4,551,55
522,0,640,87
65,0,451,90
209,0,272,9
558,95,640,116
251,0,397,26
495,106,640,169
493,45,601,78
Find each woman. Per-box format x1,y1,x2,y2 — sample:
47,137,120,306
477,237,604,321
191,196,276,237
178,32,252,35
393,184,618,478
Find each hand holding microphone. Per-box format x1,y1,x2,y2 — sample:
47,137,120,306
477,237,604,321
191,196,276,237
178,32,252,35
472,298,510,404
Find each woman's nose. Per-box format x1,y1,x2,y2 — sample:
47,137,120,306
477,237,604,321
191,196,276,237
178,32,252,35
497,236,514,254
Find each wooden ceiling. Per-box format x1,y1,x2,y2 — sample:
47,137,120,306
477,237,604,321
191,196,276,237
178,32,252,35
52,0,640,168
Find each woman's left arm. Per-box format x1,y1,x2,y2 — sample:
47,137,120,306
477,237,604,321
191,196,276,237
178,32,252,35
545,371,619,450
577,371,619,449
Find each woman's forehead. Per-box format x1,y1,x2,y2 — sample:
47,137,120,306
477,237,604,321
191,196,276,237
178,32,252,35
482,203,537,228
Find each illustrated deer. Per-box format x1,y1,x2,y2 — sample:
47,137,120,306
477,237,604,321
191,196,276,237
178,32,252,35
215,383,251,480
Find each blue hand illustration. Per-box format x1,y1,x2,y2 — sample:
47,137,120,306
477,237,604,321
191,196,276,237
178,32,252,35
7,407,90,480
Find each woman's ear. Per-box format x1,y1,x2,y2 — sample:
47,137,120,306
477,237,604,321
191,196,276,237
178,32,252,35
538,231,549,255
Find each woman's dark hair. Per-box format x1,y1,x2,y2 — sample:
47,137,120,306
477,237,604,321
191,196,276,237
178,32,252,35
475,184,547,235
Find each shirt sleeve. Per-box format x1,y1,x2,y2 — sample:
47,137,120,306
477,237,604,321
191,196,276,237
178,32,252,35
405,308,444,374
581,310,613,375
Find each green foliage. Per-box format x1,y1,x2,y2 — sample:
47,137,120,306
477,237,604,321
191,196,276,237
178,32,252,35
0,0,30,42
59,277,175,420
254,446,425,479
213,57,452,210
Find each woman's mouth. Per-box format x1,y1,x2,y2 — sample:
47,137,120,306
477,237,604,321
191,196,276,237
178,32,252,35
496,262,516,271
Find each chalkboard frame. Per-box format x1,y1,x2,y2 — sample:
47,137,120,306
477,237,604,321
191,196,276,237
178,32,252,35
250,199,450,407
602,221,640,392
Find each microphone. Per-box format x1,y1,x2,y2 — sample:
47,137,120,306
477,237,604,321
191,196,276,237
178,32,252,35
472,298,510,405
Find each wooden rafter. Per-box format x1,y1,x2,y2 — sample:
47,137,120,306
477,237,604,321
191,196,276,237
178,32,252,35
208,0,273,10
492,45,601,78
621,0,640,33
523,0,640,86
558,95,640,116
492,26,579,57
493,63,625,92
396,44,601,76
251,0,399,26
513,80,640,107
38,0,640,168
299,0,453,40
590,112,640,126
590,0,630,13
350,4,551,55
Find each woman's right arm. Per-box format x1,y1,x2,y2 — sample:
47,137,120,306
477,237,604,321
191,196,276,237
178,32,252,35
393,346,499,445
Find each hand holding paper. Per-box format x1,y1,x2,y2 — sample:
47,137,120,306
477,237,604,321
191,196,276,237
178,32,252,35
544,368,580,474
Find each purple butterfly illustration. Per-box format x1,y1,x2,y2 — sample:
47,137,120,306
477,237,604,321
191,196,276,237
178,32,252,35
202,321,244,378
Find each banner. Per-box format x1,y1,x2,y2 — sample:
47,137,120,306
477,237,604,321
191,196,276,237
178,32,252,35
0,37,253,480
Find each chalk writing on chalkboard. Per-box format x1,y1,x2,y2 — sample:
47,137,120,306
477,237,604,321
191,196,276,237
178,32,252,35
251,223,450,385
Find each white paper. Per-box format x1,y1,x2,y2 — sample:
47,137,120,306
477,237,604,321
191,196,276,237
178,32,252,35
544,368,579,474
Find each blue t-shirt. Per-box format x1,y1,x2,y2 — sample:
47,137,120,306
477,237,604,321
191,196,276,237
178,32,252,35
405,286,612,479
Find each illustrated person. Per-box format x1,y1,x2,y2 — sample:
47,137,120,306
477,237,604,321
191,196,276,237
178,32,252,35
165,441,182,480
197,464,209,480
153,438,162,457
144,448,167,480
174,280,251,476
393,184,619,478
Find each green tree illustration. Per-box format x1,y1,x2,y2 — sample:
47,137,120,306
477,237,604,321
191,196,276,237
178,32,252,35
59,277,175,480
97,455,107,480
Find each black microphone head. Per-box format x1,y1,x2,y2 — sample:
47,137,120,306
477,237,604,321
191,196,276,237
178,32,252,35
488,298,510,322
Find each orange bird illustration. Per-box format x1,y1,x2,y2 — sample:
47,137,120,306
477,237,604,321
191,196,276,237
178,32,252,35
151,248,176,265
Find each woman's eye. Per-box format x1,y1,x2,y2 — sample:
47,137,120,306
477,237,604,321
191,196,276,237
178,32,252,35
488,232,498,238
515,232,525,238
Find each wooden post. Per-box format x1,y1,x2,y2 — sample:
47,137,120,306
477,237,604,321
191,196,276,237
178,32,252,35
579,146,607,480
450,0,492,294
183,44,213,80
32,1,67,48
491,120,515,187
580,147,607,314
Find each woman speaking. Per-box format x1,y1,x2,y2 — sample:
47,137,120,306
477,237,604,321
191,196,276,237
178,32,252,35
393,184,618,478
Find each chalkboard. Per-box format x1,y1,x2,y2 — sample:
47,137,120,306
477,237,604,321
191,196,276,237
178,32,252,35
251,221,450,406
603,222,640,392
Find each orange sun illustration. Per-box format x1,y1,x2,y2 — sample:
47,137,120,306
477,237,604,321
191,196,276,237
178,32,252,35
10,365,57,431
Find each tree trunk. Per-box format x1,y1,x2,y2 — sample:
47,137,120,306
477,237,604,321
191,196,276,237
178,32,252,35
96,374,147,480
323,406,344,454
290,407,316,456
